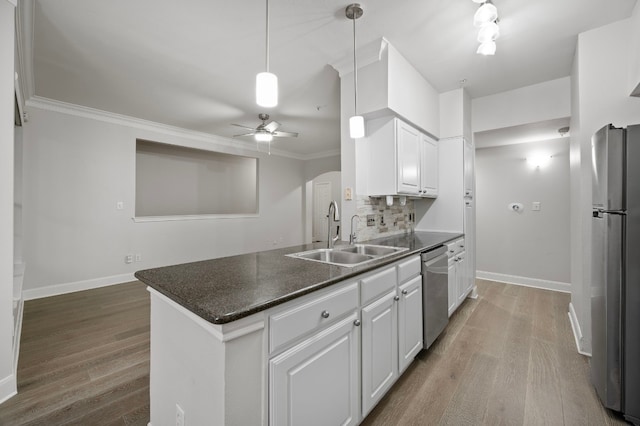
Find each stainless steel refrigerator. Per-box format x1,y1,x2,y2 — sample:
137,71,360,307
591,123,640,425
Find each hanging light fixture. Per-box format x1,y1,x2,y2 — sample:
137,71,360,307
472,0,499,55
346,3,364,139
473,1,498,27
256,0,278,107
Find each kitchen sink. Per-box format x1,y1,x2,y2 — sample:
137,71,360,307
337,244,400,257
286,244,407,267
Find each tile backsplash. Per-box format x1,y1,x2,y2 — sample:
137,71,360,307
353,195,415,242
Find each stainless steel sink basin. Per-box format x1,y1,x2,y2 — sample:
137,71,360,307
286,244,407,267
336,244,400,257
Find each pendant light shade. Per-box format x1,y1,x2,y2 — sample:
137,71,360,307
349,115,365,139
477,40,497,55
256,0,278,107
477,21,500,43
346,3,364,139
473,2,498,27
256,72,278,108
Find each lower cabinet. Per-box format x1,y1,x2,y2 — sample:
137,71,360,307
398,275,423,373
361,290,398,415
456,251,468,305
269,313,360,426
448,237,473,317
269,255,425,424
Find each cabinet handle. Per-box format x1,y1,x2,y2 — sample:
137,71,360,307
401,289,408,295
394,295,400,301
321,310,330,319
353,319,361,327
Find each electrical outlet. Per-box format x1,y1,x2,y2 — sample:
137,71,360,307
344,187,353,201
176,404,185,426
366,215,375,226
125,254,133,264
135,253,142,262
532,201,541,211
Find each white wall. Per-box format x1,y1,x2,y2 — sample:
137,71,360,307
20,104,328,298
472,77,571,133
0,0,16,404
475,139,571,290
569,16,640,355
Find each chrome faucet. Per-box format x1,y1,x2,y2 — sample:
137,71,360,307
349,215,360,245
327,201,340,249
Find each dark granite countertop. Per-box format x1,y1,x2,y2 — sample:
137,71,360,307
134,231,463,324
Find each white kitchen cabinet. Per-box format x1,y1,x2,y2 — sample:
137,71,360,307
398,275,423,373
363,116,437,198
447,238,469,317
361,290,398,416
420,134,438,197
269,313,360,426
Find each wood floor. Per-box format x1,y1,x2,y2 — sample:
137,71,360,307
0,282,150,425
0,279,628,425
362,279,628,426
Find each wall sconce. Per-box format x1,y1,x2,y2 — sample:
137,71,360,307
527,154,552,169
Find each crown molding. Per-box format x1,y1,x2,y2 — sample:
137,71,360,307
24,96,334,160
303,149,341,160
330,37,389,78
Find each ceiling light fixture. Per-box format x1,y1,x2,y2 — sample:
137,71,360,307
255,130,273,143
473,0,500,56
256,0,278,108
346,3,364,139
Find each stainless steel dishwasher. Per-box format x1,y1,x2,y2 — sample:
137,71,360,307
421,245,449,349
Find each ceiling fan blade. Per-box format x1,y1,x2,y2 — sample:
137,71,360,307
233,132,257,137
272,131,299,138
231,123,257,131
264,121,281,133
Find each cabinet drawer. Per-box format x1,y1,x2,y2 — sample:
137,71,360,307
361,266,397,306
447,238,465,257
397,255,421,283
269,282,359,354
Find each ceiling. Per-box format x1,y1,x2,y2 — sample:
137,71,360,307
24,0,637,157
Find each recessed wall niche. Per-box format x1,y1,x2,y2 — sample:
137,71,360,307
135,139,258,217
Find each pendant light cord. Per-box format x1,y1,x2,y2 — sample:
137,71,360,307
352,15,358,116
265,0,270,72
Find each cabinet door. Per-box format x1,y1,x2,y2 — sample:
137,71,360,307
448,258,457,317
398,275,423,373
420,134,438,197
270,313,359,426
456,251,467,304
464,138,474,198
362,290,398,416
396,120,421,195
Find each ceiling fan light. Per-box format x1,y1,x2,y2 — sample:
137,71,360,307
473,2,498,27
471,0,485,3
256,72,278,108
349,115,365,139
477,21,500,43
255,131,273,143
477,41,497,55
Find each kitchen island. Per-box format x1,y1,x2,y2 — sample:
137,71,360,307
135,231,462,426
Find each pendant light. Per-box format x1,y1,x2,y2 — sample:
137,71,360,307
256,0,278,107
346,4,364,139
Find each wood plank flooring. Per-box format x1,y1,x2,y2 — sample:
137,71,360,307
0,279,628,425
0,282,150,426
362,280,629,426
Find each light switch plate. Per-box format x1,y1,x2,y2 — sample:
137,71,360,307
532,201,541,211
344,187,353,201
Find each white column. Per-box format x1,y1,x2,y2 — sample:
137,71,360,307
0,0,16,404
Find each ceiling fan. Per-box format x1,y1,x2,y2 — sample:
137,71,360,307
232,113,298,143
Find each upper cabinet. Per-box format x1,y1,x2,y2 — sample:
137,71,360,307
362,116,438,198
420,134,438,197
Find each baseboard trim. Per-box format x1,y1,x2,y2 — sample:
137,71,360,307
22,273,136,300
0,374,17,405
569,302,591,356
476,271,571,293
